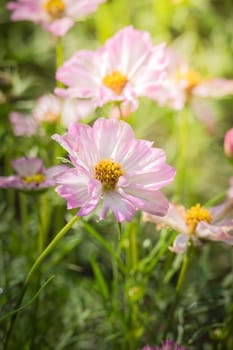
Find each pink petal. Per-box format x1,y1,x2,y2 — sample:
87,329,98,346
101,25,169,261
9,111,37,136
122,188,169,217
45,165,69,180
100,190,136,222
169,233,189,253
43,17,74,37
12,157,43,176
196,221,233,245
92,118,135,160
143,203,188,233
66,0,106,17
194,78,233,98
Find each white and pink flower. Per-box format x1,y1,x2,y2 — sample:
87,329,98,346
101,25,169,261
55,26,168,113
153,49,233,109
33,93,89,127
52,118,175,222
143,202,233,253
7,0,106,37
0,157,67,191
9,94,88,137
9,111,38,137
152,49,233,133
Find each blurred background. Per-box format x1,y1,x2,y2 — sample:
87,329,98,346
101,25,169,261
1,0,233,349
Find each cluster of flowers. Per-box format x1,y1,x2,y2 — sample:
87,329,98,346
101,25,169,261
2,1,233,349
3,1,233,251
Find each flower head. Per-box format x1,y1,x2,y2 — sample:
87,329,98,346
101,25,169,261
52,118,175,222
0,157,67,191
224,128,233,158
9,112,38,137
154,49,233,109
143,201,233,253
33,93,86,127
152,49,233,133
7,0,106,37
55,26,167,112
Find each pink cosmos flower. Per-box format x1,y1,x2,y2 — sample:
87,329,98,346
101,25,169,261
33,93,88,127
152,49,233,133
52,118,175,222
143,202,233,253
224,128,233,158
9,111,37,136
139,340,185,350
55,26,167,112
0,157,67,191
9,95,90,137
7,0,106,37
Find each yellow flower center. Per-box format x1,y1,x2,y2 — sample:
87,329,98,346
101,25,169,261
94,159,124,190
186,204,212,234
43,0,65,19
102,71,128,95
44,111,59,123
22,173,46,185
174,67,202,93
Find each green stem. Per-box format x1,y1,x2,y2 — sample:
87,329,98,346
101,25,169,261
175,108,189,202
19,192,28,238
3,215,79,350
26,215,78,284
56,37,64,87
35,196,45,254
164,241,193,336
128,222,139,350
82,220,126,273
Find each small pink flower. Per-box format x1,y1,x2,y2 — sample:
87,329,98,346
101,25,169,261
224,128,233,158
33,94,90,127
152,49,233,133
9,111,37,136
52,118,175,222
143,202,233,253
0,157,67,191
7,0,106,37
139,340,185,350
55,26,167,112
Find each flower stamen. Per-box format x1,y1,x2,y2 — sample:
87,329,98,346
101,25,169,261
22,173,46,185
174,67,202,93
103,71,128,95
186,203,212,234
94,159,124,190
43,111,59,123
43,0,65,19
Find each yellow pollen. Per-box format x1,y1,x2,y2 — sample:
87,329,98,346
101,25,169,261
43,111,59,123
43,0,65,19
94,159,124,190
174,67,202,93
22,173,46,185
103,71,128,95
186,204,212,235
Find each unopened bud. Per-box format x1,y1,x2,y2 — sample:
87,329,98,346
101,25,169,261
224,128,233,158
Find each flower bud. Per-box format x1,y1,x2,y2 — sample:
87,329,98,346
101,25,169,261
224,128,233,158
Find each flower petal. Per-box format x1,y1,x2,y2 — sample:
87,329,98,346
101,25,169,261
101,190,136,222
169,233,189,253
143,203,188,233
12,157,43,176
196,221,233,245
